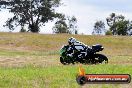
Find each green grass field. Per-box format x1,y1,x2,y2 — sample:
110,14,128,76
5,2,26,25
0,32,131,88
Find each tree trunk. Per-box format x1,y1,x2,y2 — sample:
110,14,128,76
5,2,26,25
29,23,39,33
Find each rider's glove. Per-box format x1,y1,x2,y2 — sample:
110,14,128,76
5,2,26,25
67,54,73,57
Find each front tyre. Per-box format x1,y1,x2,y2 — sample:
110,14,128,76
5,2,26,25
60,57,71,65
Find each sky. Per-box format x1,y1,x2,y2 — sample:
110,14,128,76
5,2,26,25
0,0,132,35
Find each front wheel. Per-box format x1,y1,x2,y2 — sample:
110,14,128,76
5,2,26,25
60,57,71,65
94,54,108,64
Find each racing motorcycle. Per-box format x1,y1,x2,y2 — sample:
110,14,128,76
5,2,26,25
60,44,108,65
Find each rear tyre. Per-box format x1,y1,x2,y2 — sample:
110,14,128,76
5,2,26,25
94,54,108,64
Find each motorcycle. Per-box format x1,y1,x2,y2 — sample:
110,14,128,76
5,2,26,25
60,44,108,65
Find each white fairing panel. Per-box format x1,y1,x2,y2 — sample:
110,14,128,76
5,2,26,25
74,45,84,50
74,42,85,50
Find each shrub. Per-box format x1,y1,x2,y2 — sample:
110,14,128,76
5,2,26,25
105,30,112,35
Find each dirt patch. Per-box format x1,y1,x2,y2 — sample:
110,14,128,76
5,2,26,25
0,55,61,68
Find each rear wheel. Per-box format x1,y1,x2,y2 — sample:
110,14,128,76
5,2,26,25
94,54,108,64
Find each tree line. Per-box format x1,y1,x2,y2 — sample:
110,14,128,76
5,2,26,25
0,0,77,34
0,0,131,35
93,13,132,35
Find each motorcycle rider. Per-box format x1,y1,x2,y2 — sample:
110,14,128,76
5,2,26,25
67,37,88,59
